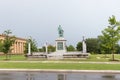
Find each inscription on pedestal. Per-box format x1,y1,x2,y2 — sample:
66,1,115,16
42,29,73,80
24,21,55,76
57,42,63,50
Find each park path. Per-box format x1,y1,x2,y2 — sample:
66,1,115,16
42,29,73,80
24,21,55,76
1,61,120,64
0,69,120,73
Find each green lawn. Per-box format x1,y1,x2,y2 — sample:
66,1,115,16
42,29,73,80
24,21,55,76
0,55,26,61
0,62,120,70
0,54,120,61
0,54,119,70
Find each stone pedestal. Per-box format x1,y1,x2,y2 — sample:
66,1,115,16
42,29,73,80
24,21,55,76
55,37,67,53
28,42,31,55
82,36,87,53
82,40,87,53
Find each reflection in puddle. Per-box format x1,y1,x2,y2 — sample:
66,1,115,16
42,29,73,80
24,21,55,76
102,75,115,78
0,72,119,80
58,74,66,80
26,73,35,80
102,75,117,80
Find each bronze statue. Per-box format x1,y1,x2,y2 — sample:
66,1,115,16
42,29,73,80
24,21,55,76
58,25,64,37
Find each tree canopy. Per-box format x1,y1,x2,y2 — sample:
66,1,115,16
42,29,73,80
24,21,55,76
24,37,38,55
76,42,82,51
67,45,75,51
2,30,16,60
99,15,120,60
86,38,100,54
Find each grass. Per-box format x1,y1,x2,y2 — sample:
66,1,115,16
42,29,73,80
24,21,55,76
0,55,26,61
0,62,120,70
0,54,120,61
0,54,119,70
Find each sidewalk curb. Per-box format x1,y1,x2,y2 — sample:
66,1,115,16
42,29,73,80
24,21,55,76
0,69,120,73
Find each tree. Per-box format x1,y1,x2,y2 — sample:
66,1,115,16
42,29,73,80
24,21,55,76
41,46,46,52
38,45,55,53
2,30,16,60
0,40,3,52
48,45,56,53
24,37,38,55
86,38,100,54
98,35,111,54
99,15,120,60
115,44,120,54
76,42,82,51
67,45,75,51
38,47,44,52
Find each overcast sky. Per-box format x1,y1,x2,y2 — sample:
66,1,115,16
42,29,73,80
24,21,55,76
0,0,120,47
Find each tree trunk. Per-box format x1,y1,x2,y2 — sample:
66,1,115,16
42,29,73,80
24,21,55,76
112,52,114,61
8,53,11,59
6,54,8,60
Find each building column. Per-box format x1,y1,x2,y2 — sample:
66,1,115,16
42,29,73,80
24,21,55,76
23,43,25,53
16,42,18,53
19,42,21,54
21,42,23,54
17,42,20,54
14,42,16,53
20,42,23,54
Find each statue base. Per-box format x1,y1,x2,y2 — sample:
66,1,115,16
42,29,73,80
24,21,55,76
55,37,67,53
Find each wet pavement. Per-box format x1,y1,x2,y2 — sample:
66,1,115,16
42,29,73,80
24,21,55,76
0,71,119,80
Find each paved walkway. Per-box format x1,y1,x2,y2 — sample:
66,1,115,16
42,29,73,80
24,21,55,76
0,69,120,73
1,61,120,64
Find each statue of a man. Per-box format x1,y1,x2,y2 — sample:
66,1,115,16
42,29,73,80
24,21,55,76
58,25,64,37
